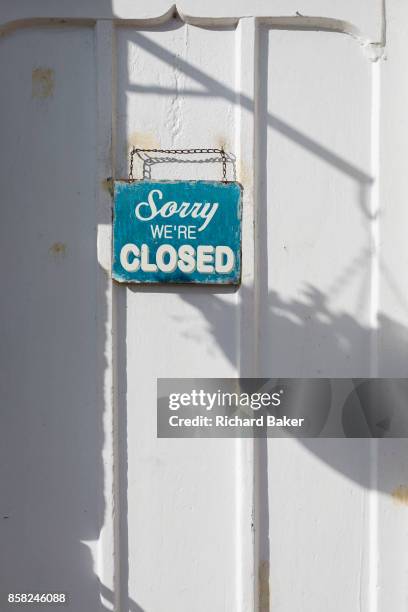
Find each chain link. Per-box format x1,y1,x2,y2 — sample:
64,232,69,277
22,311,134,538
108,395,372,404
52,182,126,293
129,147,228,182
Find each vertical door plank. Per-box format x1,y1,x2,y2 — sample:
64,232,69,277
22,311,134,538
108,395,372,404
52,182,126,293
0,25,103,611
115,20,246,612
260,28,373,612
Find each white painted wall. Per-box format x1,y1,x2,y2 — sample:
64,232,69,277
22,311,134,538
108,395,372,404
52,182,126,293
1,2,408,611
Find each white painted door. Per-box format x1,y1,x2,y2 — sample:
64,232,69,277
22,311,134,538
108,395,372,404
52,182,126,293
1,2,408,611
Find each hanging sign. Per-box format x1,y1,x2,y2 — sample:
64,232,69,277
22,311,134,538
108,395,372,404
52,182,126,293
112,180,242,285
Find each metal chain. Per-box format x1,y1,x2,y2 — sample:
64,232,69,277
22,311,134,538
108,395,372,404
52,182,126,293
129,147,228,182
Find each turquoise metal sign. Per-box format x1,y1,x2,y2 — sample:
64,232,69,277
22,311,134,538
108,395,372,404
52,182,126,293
112,180,242,285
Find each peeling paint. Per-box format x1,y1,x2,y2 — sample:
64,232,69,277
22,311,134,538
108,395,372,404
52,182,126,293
166,60,183,141
32,67,54,98
259,560,270,612
49,242,66,258
392,485,408,506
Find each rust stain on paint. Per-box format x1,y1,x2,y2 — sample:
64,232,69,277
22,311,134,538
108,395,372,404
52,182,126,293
392,485,408,506
126,132,160,179
101,177,114,197
128,131,160,151
216,135,229,151
259,560,270,612
239,160,252,186
32,68,54,98
49,242,66,258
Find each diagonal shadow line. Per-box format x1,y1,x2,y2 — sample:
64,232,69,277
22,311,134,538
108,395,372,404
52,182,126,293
127,86,215,96
99,581,145,612
129,31,374,186
379,260,408,314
